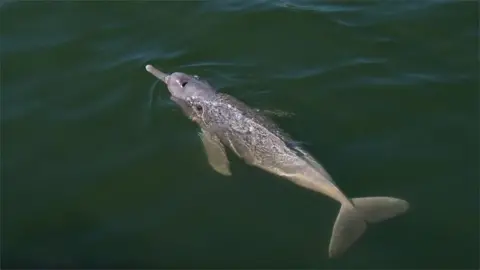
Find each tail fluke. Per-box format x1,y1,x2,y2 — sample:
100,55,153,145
328,196,409,258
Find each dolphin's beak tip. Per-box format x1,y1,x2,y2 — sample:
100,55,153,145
145,64,168,83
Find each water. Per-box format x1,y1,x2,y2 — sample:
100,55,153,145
1,1,478,268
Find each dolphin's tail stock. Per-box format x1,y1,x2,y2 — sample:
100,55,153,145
328,196,409,258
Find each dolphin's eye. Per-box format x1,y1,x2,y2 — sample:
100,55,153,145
195,105,203,111
181,81,188,87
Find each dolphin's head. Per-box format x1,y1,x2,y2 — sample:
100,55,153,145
165,71,216,101
145,65,217,122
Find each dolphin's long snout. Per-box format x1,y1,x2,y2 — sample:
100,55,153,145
145,64,169,83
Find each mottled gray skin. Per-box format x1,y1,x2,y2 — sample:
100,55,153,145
165,70,349,205
145,65,409,258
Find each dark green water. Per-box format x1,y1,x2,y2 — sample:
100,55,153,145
1,1,478,269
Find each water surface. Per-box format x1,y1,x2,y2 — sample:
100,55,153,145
1,1,478,268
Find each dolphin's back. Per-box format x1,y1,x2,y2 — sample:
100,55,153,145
210,93,292,139
203,94,288,157
202,93,336,182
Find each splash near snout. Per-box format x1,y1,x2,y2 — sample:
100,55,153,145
145,64,169,83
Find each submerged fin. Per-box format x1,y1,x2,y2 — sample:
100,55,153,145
329,196,409,258
255,108,295,118
199,129,232,176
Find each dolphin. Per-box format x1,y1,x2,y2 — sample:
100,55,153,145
145,64,410,258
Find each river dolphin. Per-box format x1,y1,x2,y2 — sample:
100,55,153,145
145,64,410,258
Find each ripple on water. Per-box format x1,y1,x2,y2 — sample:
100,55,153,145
198,0,273,13
356,72,472,87
326,0,455,28
275,0,368,13
176,61,256,88
269,57,388,81
0,5,79,54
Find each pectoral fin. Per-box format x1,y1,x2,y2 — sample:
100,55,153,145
199,129,232,176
